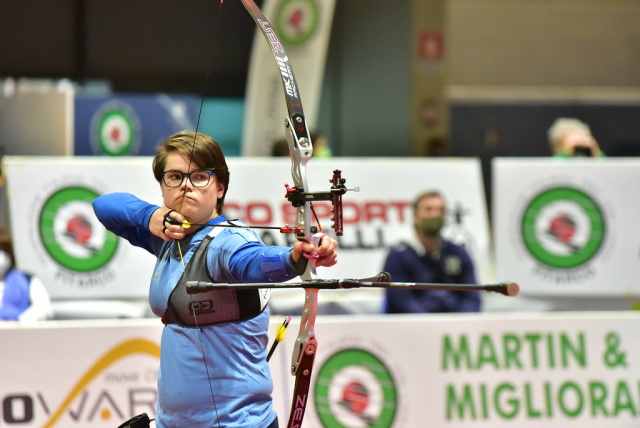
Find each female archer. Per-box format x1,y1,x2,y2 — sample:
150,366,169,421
93,131,338,428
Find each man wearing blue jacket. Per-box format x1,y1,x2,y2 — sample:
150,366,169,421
383,191,480,313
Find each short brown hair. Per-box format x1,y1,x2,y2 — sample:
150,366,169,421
152,131,230,214
413,190,446,213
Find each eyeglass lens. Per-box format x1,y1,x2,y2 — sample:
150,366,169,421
163,170,213,188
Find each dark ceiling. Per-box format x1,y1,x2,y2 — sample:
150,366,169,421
0,0,265,97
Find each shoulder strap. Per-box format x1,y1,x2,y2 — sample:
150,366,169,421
161,223,266,326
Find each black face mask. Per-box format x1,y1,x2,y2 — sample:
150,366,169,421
418,217,444,237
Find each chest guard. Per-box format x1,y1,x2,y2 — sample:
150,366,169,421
161,226,269,327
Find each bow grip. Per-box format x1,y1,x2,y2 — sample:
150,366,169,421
301,233,328,260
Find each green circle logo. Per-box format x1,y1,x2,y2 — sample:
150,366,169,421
521,187,605,269
275,0,320,46
39,187,119,272
91,101,140,156
314,348,398,428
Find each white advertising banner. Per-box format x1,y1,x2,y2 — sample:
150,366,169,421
1,312,639,427
242,0,336,156
493,158,640,297
4,157,490,300
4,157,160,300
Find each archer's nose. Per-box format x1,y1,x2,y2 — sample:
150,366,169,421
180,176,194,191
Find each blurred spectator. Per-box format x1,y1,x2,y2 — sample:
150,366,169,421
383,191,480,313
548,118,604,157
0,229,53,321
310,132,332,158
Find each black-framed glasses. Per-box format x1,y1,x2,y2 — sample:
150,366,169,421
162,169,215,188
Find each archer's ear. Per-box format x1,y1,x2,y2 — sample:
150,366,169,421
217,183,225,199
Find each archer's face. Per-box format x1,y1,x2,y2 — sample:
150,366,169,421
161,152,225,223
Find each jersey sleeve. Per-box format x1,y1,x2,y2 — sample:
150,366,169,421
92,192,161,255
206,227,298,284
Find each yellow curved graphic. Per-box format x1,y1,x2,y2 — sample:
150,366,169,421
43,338,160,428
